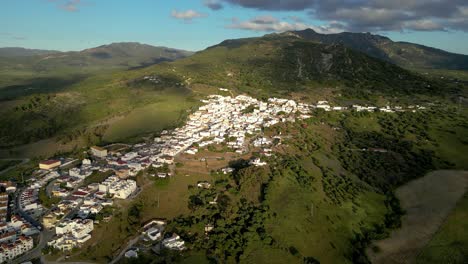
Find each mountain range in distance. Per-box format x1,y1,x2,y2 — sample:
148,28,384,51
1,29,467,74
0,42,194,73
0,47,61,57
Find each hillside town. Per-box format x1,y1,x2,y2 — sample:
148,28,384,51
0,92,427,262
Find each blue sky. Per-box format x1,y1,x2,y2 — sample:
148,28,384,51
1,0,467,54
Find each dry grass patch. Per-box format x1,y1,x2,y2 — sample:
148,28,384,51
367,170,468,264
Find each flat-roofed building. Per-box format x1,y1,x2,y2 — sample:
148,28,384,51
90,146,107,158
39,160,61,170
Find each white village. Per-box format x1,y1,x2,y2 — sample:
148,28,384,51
0,90,427,263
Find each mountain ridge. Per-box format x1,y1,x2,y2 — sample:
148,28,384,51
0,47,60,57
0,42,194,56
269,29,468,70
0,42,194,73
145,34,445,100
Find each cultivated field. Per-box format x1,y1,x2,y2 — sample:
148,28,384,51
367,170,468,264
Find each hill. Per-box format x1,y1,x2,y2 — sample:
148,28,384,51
0,42,193,79
140,34,446,99
1,34,467,264
278,29,468,70
0,47,60,57
0,34,460,154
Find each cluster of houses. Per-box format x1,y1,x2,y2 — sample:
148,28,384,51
128,94,427,173
0,235,33,263
124,219,185,259
17,150,141,252
5,92,429,261
120,94,314,171
47,219,94,251
0,215,39,263
20,170,61,217
38,159,137,250
98,176,137,199
313,100,426,113
0,178,37,262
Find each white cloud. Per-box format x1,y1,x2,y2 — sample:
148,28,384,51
227,16,345,34
171,10,207,22
405,19,446,31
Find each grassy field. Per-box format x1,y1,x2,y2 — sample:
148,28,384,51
367,170,468,264
425,111,468,169
84,171,114,185
416,190,468,264
103,94,197,142
262,162,386,264
0,69,204,158
342,114,382,133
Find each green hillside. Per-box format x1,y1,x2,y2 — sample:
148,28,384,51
1,34,467,264
283,29,468,70
0,43,193,90
115,109,466,264
0,35,463,156
138,36,448,99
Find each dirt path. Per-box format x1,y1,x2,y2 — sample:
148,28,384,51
367,170,468,264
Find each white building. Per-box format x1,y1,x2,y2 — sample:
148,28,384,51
49,219,93,251
99,176,136,199
145,227,162,241
250,158,267,167
0,236,33,263
162,234,185,251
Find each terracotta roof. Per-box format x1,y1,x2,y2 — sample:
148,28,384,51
72,191,88,196
40,160,60,165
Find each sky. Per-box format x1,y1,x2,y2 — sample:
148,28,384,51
1,0,467,54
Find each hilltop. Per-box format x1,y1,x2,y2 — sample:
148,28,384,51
273,29,468,70
1,33,463,152
0,47,60,57
141,34,447,99
0,42,193,76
